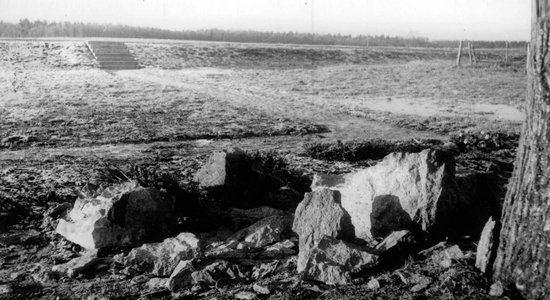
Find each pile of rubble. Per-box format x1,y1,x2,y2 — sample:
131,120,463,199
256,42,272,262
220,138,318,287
47,147,500,297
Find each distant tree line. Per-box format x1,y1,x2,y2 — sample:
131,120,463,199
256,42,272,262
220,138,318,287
0,19,527,49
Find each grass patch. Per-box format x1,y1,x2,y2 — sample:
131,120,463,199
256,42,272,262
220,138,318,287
303,139,444,162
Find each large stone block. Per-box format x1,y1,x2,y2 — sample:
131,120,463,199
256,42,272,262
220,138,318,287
311,149,460,240
56,181,176,249
292,188,355,272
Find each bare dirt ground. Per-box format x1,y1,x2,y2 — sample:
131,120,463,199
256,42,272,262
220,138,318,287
0,39,526,299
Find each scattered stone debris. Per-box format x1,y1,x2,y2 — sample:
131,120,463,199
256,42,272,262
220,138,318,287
167,258,247,291
303,236,378,285
2,145,512,298
56,181,177,249
116,232,202,276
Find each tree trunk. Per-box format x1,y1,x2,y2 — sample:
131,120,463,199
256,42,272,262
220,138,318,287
492,1,550,298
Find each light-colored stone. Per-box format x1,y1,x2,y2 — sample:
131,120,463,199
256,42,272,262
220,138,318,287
366,278,380,290
0,284,13,295
260,239,296,259
489,281,504,297
253,283,270,295
374,230,414,253
430,245,464,268
311,149,459,240
292,188,355,273
204,241,247,260
476,217,497,273
194,147,247,188
120,232,202,276
303,236,378,285
230,215,293,249
234,291,256,300
410,274,432,292
146,277,168,290
56,181,176,249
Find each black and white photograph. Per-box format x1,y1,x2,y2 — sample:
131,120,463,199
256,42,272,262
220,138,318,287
0,0,543,299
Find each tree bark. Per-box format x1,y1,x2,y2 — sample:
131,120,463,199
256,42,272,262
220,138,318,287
492,1,550,298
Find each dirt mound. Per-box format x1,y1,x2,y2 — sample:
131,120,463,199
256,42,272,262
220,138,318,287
129,43,456,69
0,41,94,69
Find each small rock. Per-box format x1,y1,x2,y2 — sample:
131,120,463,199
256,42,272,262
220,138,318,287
234,291,256,300
489,281,504,297
51,250,104,278
251,261,279,280
366,278,380,290
146,277,168,290
0,284,13,295
430,245,464,268
410,274,432,292
259,239,296,259
230,215,293,249
204,241,247,260
253,283,270,295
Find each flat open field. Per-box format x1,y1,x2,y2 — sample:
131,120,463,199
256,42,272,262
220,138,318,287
0,39,527,299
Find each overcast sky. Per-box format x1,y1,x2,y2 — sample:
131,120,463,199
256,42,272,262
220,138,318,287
0,0,530,41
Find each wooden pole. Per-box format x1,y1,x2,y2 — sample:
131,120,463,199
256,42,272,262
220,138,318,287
456,40,463,67
505,41,509,62
468,42,473,66
472,43,478,65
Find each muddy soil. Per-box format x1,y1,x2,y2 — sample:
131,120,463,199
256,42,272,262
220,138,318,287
0,40,526,299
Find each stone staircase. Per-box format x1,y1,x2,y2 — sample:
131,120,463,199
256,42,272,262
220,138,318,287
86,41,141,70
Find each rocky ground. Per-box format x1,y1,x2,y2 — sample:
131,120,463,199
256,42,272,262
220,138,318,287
0,39,527,299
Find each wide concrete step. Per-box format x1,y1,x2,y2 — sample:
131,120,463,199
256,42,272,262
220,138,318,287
99,61,139,67
95,56,137,62
101,65,141,70
87,41,141,70
92,48,130,53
